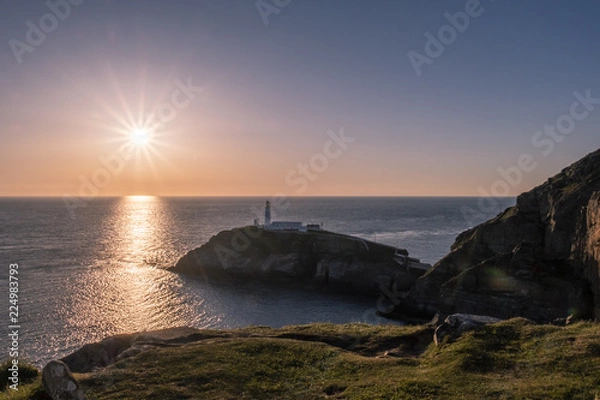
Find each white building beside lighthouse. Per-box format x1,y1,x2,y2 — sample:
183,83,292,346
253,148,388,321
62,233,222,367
262,200,320,231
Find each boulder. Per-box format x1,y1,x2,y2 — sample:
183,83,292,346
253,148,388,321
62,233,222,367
42,360,86,400
434,313,501,345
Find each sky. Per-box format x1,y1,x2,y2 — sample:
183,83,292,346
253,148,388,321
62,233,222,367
0,0,599,197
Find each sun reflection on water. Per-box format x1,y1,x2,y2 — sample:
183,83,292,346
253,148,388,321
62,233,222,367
66,196,191,340
117,195,163,265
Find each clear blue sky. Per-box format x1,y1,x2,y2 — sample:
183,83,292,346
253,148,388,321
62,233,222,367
0,0,599,196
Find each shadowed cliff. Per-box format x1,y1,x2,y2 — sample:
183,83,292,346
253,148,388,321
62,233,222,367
401,149,600,322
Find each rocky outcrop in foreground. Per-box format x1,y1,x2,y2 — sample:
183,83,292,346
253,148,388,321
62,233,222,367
171,229,429,296
58,327,209,373
402,149,600,322
42,360,87,400
433,314,501,345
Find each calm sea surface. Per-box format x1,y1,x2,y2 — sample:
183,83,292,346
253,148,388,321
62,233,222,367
0,196,514,366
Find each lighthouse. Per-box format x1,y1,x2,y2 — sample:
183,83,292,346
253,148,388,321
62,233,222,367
265,200,271,226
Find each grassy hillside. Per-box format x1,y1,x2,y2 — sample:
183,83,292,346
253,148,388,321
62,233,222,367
3,319,600,400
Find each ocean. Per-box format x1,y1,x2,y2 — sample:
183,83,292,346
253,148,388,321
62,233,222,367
0,196,515,367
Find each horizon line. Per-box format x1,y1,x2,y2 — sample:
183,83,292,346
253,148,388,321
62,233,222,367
0,194,517,199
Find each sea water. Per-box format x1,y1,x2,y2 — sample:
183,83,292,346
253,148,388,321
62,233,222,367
0,196,514,366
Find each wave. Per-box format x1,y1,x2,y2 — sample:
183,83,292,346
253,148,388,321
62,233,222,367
350,228,464,241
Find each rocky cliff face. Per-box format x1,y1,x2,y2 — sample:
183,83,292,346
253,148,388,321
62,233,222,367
172,228,428,296
577,191,600,319
402,149,600,322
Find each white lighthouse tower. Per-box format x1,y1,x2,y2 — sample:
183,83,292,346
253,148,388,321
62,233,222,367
264,200,271,226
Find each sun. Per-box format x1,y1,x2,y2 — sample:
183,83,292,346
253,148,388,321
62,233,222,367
130,128,151,147
89,69,182,184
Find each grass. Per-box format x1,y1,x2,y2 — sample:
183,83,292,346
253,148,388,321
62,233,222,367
0,360,48,400
2,320,600,399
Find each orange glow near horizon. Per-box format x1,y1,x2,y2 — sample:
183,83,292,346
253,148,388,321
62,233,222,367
0,60,555,198
0,61,583,198
0,62,589,199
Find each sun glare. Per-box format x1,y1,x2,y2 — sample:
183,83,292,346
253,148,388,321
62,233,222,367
89,69,182,188
130,128,150,147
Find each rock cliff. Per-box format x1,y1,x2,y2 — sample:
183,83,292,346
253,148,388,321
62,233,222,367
402,149,600,322
171,228,429,296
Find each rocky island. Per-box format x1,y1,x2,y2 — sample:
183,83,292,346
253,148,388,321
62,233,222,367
171,226,431,297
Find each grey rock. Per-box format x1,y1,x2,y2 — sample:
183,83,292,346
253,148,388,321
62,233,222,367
61,327,204,373
550,314,574,326
42,360,86,400
60,335,134,373
434,313,501,345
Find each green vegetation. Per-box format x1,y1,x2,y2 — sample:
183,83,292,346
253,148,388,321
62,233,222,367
0,360,48,400
3,320,600,400
558,165,600,198
0,359,39,390
0,379,49,400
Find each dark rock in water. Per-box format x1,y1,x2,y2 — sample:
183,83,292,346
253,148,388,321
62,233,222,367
402,149,600,323
42,360,87,400
433,313,501,345
171,228,430,296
